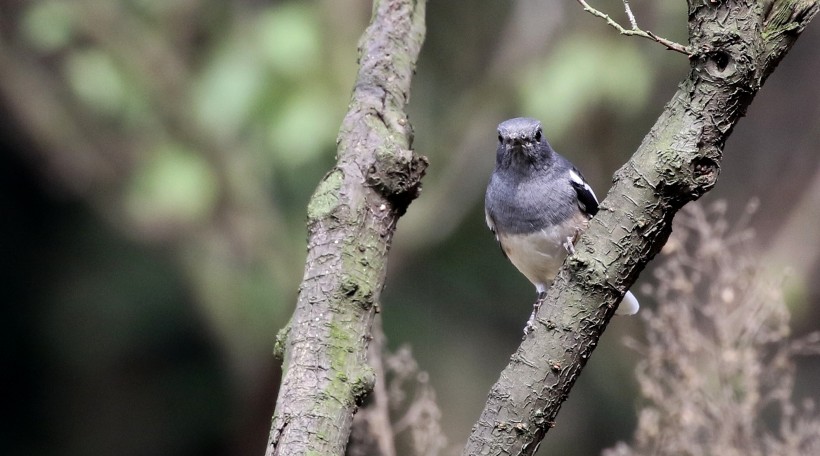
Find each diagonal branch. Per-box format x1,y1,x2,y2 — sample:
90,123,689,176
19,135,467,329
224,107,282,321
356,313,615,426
576,0,692,55
464,1,819,454
265,1,427,455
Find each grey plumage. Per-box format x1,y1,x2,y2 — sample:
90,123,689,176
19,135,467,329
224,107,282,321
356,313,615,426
486,118,594,235
485,117,638,328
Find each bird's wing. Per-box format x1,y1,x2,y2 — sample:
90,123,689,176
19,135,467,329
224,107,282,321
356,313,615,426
569,168,599,216
485,210,508,258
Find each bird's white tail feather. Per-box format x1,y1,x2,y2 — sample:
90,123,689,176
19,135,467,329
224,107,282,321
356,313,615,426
616,290,640,315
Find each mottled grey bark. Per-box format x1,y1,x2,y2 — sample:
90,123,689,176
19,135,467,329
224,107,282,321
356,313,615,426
265,1,427,455
464,1,819,454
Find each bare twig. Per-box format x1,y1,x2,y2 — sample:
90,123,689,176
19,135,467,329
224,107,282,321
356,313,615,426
576,0,691,55
623,0,638,29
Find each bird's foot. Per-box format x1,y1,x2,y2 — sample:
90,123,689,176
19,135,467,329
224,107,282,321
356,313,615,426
523,292,547,337
563,236,577,255
524,308,538,336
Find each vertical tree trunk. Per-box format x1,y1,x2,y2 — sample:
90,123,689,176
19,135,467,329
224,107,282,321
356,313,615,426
464,1,819,454
265,1,427,455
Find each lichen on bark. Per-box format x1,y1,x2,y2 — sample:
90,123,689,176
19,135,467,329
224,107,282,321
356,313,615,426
265,1,427,455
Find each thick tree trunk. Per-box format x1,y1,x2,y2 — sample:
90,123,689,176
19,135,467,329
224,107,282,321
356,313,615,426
265,1,427,455
463,1,819,454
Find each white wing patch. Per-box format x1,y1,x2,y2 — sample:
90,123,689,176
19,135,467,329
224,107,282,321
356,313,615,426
569,169,598,204
485,210,498,241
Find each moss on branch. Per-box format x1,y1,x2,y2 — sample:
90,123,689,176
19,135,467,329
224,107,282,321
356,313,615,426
266,1,427,455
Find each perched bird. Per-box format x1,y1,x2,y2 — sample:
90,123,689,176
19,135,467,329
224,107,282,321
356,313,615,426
485,117,639,333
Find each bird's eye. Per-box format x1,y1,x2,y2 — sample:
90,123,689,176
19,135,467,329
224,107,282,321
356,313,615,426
498,134,503,143
535,130,542,141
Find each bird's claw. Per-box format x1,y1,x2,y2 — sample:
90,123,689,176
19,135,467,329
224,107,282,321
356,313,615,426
523,319,535,337
563,236,576,255
523,292,547,337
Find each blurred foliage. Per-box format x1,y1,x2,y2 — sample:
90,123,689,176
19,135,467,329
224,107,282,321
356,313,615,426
21,0,76,52
3,0,820,455
66,49,131,115
125,142,219,230
520,33,653,137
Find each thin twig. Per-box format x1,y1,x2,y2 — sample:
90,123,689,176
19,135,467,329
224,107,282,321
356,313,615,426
623,0,638,29
576,0,692,55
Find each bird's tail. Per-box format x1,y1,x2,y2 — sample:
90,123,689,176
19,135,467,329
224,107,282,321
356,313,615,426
616,290,640,315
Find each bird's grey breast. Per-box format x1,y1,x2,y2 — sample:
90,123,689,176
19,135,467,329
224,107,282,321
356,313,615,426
486,166,578,235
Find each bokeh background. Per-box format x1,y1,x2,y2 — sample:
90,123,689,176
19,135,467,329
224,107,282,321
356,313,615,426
3,1,820,455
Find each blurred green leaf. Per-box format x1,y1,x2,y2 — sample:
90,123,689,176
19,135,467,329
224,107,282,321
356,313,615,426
268,86,337,168
194,45,264,139
257,4,321,78
65,49,128,115
518,35,653,137
125,144,219,228
601,44,653,114
21,0,75,52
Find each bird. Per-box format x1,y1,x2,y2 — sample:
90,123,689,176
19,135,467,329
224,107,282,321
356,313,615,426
484,117,639,334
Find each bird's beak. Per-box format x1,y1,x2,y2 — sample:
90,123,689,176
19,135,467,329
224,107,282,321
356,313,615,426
507,137,534,154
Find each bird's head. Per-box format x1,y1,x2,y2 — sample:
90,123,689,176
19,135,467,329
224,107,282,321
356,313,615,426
496,117,551,166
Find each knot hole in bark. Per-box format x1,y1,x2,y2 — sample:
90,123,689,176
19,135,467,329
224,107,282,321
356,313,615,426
693,155,719,187
704,50,735,77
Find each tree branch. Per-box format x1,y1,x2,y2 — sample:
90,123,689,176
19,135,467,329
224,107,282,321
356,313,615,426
576,0,692,55
265,1,427,455
464,1,819,454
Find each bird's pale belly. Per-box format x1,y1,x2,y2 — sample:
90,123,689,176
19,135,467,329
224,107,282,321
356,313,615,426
498,219,585,293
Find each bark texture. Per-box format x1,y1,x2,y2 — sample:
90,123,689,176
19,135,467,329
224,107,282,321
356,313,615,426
464,1,819,454
266,1,427,455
